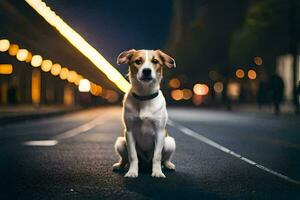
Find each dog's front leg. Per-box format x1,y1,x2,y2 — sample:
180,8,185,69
124,131,138,178
152,129,166,178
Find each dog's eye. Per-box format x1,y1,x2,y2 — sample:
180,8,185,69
135,59,142,65
152,59,159,64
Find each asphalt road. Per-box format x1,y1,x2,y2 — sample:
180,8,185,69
0,106,299,199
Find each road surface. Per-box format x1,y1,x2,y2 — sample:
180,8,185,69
0,106,299,199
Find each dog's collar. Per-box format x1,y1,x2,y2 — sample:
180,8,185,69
132,91,159,101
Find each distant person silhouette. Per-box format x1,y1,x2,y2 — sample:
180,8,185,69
293,81,300,114
269,74,284,115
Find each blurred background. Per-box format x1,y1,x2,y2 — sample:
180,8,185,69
1,0,300,114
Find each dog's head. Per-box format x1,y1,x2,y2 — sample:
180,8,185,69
117,49,176,86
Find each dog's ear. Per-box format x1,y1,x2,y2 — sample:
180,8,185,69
117,49,136,65
156,50,176,68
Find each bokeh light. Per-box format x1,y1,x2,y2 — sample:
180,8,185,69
50,63,61,76
169,78,181,89
213,82,224,94
182,89,193,100
31,55,43,67
171,89,183,101
235,69,245,79
74,75,83,86
59,68,69,80
227,82,240,100
254,56,263,66
16,49,29,61
41,59,52,72
25,51,32,63
8,44,19,56
90,83,102,96
67,71,77,83
79,79,90,92
0,39,10,52
0,64,13,74
193,83,209,96
248,69,257,80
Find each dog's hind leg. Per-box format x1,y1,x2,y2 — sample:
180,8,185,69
113,137,128,171
162,136,176,171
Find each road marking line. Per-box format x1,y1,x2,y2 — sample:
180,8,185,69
23,113,112,146
168,120,300,185
53,117,105,140
24,140,58,146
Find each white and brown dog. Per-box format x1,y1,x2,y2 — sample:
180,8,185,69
113,49,176,178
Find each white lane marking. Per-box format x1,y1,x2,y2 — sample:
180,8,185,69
23,113,112,146
53,117,107,140
168,120,300,185
24,140,58,146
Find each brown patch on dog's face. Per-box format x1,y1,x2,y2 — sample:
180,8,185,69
117,49,175,83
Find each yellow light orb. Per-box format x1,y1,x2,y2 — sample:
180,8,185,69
67,71,77,83
213,81,224,93
171,89,183,101
193,83,209,96
41,59,52,72
8,44,19,56
235,69,245,79
0,39,10,52
248,69,257,80
50,63,61,76
74,75,83,86
31,55,43,67
59,68,69,80
16,49,29,61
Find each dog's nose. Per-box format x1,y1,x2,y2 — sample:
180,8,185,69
142,68,152,77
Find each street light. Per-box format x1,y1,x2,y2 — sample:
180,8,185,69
16,49,29,61
41,59,52,72
79,79,91,92
26,0,131,93
193,83,209,96
31,55,43,67
51,64,61,76
0,39,10,52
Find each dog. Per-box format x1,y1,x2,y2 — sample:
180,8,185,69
112,49,176,178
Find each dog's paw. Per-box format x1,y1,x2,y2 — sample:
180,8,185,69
112,162,124,171
124,170,138,178
164,161,176,171
151,170,166,178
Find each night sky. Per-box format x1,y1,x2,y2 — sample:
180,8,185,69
46,0,173,69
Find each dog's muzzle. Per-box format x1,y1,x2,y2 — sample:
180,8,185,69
140,68,153,82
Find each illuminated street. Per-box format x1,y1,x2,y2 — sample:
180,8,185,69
0,107,299,199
